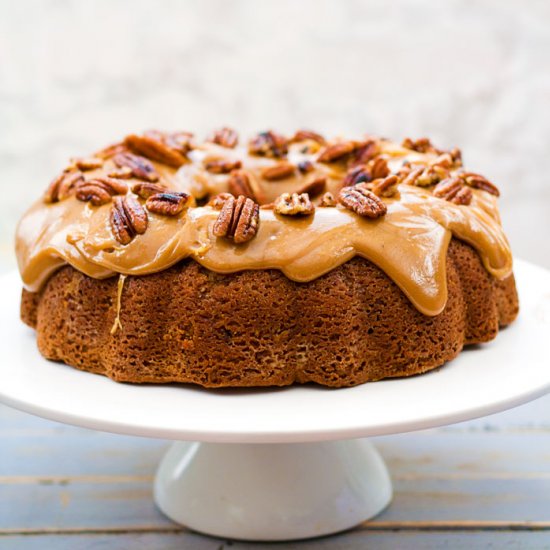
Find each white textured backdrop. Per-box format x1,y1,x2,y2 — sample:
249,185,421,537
1,0,549,269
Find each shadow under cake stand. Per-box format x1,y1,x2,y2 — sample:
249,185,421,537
1,259,549,541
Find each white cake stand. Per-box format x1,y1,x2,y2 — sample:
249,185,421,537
1,260,549,541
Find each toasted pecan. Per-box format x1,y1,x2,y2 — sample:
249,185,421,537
132,182,167,200
370,175,399,198
296,176,326,198
44,170,84,203
113,152,159,182
228,170,260,201
291,129,326,144
433,177,473,205
274,192,314,216
125,132,189,168
460,172,500,197
208,127,239,148
204,158,242,174
261,161,295,181
146,192,191,216
212,195,260,243
249,131,288,158
318,141,356,163
319,192,337,207
76,176,129,206
338,186,387,218
110,195,148,245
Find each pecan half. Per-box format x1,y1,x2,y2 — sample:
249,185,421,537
318,141,356,163
208,192,234,209
343,166,371,186
433,177,473,205
228,170,260,201
213,195,259,244
274,193,314,216
291,129,326,144
402,137,437,154
351,140,380,166
125,131,189,167
414,166,447,187
110,195,148,245
132,182,167,199
460,172,500,197
261,161,295,181
72,157,103,171
370,175,399,198
76,177,129,206
249,131,288,158
204,159,242,174
44,170,84,203
401,166,424,186
297,160,314,174
114,152,159,182
146,191,191,216
338,186,387,219
319,192,337,207
296,176,326,198
367,157,390,179
208,127,239,148
108,166,133,179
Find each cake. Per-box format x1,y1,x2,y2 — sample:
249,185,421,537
16,129,519,387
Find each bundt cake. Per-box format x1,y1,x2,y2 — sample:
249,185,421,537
16,129,519,387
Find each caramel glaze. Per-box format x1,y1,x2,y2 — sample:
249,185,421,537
15,137,513,316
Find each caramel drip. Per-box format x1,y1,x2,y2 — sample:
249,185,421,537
110,274,127,335
15,138,513,317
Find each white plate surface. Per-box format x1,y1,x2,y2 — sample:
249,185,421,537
1,260,549,443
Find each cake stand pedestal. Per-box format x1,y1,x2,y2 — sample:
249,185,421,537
1,260,549,541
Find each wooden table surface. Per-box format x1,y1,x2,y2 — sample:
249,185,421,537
1,392,550,549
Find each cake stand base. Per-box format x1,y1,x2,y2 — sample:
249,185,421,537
154,439,392,541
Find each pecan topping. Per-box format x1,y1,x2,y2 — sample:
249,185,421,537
449,147,462,165
132,182,167,199
44,170,84,203
228,170,260,201
402,137,437,154
72,157,103,171
297,160,314,174
261,161,295,181
108,166,133,179
352,140,380,166
146,192,191,216
125,131,190,167
249,131,288,158
318,141,356,163
296,176,326,198
338,186,387,219
208,192,234,209
343,166,371,186
204,158,242,174
370,175,399,198
411,165,448,187
319,192,337,207
401,166,424,187
274,193,314,216
114,152,159,182
95,141,127,160
291,129,326,144
367,157,390,179
110,195,148,245
213,195,259,244
76,177,129,206
208,127,239,148
460,172,500,197
433,177,473,205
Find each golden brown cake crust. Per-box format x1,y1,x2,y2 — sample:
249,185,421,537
21,239,518,388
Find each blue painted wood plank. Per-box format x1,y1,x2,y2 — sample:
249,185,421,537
1,531,550,549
